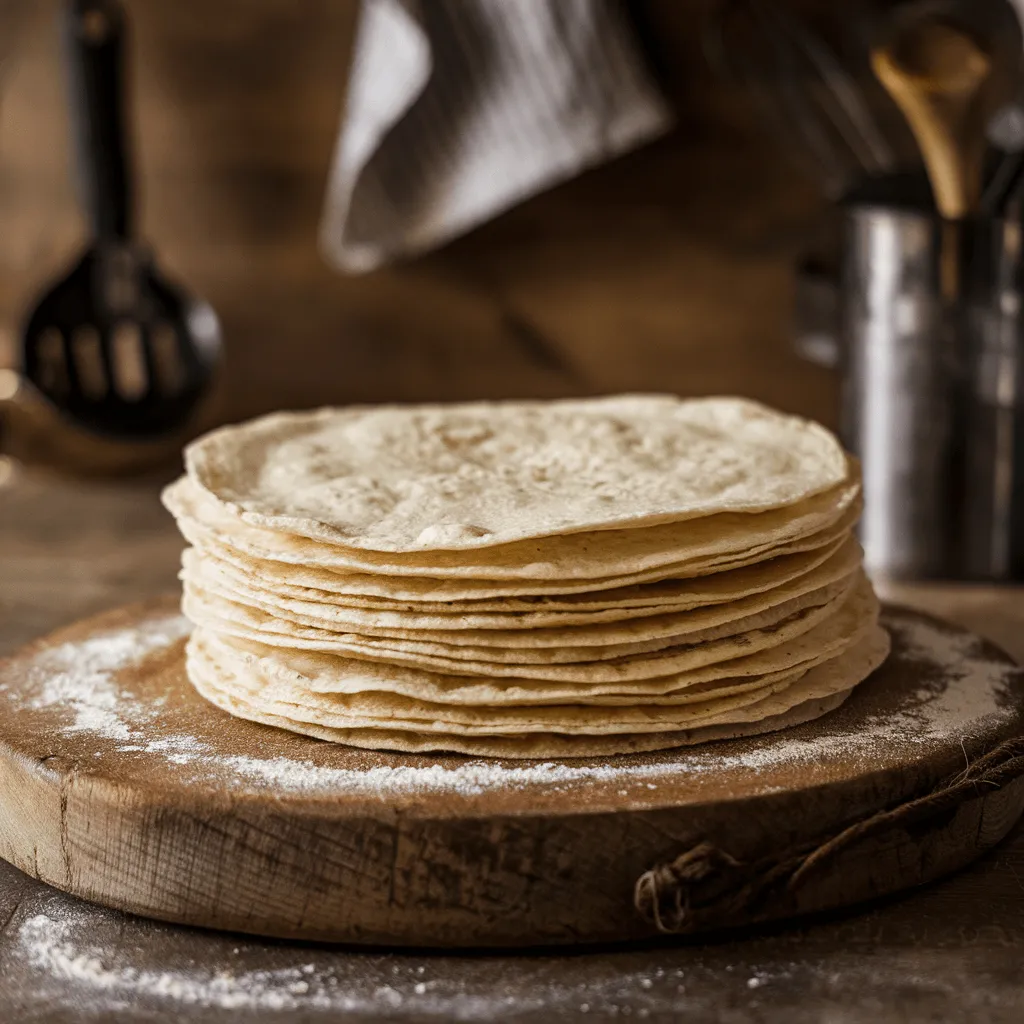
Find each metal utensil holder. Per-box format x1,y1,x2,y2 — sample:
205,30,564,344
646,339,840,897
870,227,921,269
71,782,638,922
796,195,1024,581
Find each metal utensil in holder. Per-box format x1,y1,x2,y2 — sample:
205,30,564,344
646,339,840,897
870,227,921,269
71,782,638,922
795,181,1024,581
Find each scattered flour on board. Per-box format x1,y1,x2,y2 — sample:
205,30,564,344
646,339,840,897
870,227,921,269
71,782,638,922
2,612,1018,799
19,618,191,741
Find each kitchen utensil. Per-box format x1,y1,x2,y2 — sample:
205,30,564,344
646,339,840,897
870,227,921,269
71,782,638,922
704,0,895,199
795,176,1024,581
871,20,990,220
20,0,220,440
871,17,991,323
838,186,965,579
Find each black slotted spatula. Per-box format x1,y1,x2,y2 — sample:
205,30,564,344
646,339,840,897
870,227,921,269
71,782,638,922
21,0,220,439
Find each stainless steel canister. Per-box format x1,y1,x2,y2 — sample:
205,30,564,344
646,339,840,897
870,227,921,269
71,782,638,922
838,201,965,580
795,185,1024,581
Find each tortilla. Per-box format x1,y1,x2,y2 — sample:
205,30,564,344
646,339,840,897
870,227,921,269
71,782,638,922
181,572,856,667
175,500,859,602
179,537,860,646
191,598,877,707
188,627,890,757
181,533,854,623
184,396,850,552
182,573,873,683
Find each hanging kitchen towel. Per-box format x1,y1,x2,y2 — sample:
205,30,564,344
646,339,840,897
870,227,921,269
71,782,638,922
320,0,673,273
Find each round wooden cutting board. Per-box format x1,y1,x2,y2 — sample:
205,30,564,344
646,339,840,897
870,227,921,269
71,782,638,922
0,598,1021,949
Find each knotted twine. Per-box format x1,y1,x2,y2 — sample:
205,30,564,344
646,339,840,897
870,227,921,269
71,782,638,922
635,736,1024,934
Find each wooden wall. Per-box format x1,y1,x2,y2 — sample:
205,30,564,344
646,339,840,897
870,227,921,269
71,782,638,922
0,0,837,433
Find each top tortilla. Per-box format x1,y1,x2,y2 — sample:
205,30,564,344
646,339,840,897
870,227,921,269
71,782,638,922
183,396,849,553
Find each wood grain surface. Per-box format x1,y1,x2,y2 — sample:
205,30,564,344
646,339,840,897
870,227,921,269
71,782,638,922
1,598,1021,949
1,473,1024,1022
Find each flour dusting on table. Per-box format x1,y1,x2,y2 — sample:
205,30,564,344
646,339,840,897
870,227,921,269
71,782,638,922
18,910,331,1012
9,898,678,1017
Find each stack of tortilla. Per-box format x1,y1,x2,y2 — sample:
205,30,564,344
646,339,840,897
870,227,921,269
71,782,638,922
163,395,889,758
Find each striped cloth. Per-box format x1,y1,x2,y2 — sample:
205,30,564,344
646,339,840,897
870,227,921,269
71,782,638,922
320,0,673,273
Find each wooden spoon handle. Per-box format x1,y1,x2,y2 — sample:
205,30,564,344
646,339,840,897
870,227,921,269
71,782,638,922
872,23,990,220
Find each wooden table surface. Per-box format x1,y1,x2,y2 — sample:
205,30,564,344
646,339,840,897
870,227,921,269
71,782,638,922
0,469,1023,1023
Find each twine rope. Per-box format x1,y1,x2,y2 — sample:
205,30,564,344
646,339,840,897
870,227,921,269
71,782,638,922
635,736,1024,934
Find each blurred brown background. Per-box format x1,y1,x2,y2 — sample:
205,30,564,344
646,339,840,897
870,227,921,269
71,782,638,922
0,0,835,432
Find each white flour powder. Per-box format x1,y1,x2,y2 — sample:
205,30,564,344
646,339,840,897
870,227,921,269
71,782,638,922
19,618,191,741
8,899,673,1017
10,891,1017,1019
1,612,1018,800
18,911,332,1011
